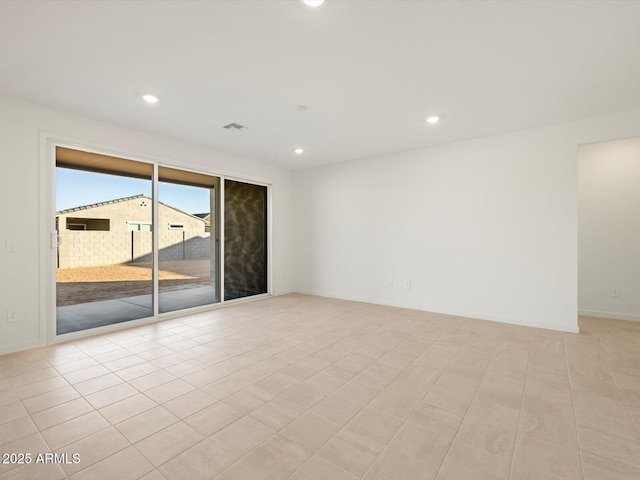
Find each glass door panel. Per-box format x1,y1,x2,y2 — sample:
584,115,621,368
224,180,267,300
55,147,154,334
158,167,220,313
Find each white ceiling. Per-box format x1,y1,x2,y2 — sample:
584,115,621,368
1,1,640,170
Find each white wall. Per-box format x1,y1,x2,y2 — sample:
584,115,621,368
0,95,294,354
578,137,640,321
293,110,640,333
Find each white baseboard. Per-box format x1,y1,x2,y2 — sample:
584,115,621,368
0,340,44,357
294,289,579,334
578,309,640,322
273,289,295,297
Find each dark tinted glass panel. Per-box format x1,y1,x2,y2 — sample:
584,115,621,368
224,180,267,300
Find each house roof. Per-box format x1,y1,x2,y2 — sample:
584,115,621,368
56,194,147,215
56,194,206,223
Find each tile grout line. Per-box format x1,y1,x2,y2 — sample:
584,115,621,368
211,340,407,477
356,329,467,480
562,331,587,480
46,370,135,479
295,324,453,480
43,351,181,479
505,334,536,480
145,310,406,476
434,331,532,480
593,333,640,442
217,314,445,480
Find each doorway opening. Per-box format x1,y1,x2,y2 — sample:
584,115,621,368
578,137,640,324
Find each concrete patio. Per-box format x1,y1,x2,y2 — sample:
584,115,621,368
57,285,219,334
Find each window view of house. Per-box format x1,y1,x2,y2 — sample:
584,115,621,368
158,166,219,313
56,167,154,334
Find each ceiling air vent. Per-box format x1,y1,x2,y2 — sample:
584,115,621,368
223,123,247,130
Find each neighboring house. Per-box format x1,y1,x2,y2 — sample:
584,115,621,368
56,194,206,233
56,194,211,268
193,213,211,232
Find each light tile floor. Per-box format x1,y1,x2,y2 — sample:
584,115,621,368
1,294,639,479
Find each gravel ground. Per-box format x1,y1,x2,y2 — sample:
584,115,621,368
56,259,213,306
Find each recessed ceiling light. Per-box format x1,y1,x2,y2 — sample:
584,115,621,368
303,0,325,7
426,116,440,124
294,148,304,155
142,94,158,104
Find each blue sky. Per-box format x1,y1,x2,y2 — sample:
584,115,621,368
56,168,210,215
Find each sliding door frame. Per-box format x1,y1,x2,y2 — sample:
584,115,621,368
39,133,272,345
152,163,160,318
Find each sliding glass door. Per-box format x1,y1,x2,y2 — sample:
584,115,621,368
54,146,268,336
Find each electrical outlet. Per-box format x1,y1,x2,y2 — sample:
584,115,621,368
387,280,394,288
6,310,17,323
611,287,621,298
6,239,18,253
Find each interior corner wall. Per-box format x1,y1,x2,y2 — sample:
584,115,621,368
578,137,640,322
293,110,640,333
0,94,294,355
